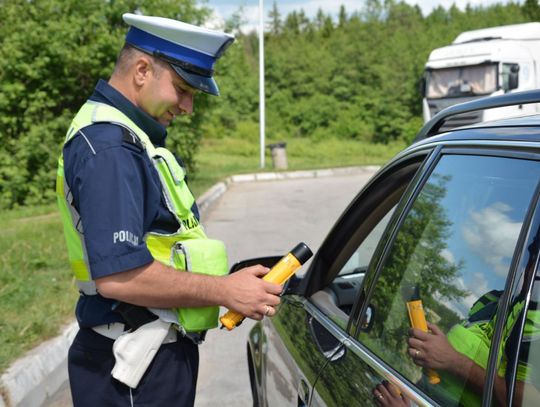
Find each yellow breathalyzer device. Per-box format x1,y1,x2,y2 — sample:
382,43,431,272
220,242,313,331
406,286,441,385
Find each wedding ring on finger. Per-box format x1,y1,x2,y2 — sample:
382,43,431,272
264,305,271,316
415,349,420,358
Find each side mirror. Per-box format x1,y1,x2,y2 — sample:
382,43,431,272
360,304,375,332
508,64,519,91
229,256,282,273
283,274,302,295
308,316,346,362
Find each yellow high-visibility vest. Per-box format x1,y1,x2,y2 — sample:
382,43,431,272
56,101,228,332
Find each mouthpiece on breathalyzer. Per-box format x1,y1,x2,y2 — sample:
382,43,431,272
220,242,313,331
290,242,313,265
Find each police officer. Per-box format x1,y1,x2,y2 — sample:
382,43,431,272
57,13,282,406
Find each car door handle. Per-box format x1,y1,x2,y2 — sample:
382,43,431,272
298,378,310,406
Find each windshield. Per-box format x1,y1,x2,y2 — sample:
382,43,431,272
425,63,498,99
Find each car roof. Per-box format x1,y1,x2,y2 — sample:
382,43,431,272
413,89,540,144
473,114,540,128
414,117,540,147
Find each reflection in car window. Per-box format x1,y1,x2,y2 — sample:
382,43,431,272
358,154,539,406
515,277,540,406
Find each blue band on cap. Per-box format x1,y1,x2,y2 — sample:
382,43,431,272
125,27,215,72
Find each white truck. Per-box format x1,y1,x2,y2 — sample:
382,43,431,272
421,22,540,130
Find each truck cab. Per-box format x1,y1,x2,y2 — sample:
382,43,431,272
422,22,540,131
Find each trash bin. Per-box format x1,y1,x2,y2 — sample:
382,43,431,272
267,142,288,170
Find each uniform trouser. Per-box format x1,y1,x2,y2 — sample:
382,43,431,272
68,328,199,406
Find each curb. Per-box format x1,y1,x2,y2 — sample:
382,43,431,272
0,323,78,407
0,166,379,407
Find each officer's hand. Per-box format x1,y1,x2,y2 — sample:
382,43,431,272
373,381,410,407
222,265,282,320
407,322,460,372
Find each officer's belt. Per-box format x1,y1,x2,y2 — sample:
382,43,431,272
78,280,98,295
91,322,206,344
78,282,207,344
92,322,178,343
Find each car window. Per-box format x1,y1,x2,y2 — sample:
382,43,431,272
339,209,395,278
357,153,539,406
313,209,396,323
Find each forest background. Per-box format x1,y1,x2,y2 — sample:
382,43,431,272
1,0,539,209
0,0,540,372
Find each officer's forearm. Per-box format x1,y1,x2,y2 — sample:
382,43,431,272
96,260,225,308
96,260,282,319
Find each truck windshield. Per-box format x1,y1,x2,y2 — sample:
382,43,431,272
425,63,497,99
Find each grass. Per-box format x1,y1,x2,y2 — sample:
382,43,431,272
0,136,404,373
190,136,405,196
0,205,78,373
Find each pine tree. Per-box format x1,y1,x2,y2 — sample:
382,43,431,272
523,0,540,19
268,1,282,36
338,5,348,27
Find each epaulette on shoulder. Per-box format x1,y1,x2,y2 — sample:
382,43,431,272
120,126,144,152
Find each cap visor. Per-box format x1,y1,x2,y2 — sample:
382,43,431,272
171,64,219,96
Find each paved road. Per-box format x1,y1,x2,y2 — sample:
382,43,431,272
45,169,377,407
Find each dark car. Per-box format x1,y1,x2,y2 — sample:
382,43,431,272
242,90,540,407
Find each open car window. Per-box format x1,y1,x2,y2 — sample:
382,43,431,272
308,155,427,330
338,209,395,278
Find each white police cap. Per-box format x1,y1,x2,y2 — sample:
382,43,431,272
122,13,235,96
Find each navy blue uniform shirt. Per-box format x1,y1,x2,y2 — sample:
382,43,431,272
63,80,199,327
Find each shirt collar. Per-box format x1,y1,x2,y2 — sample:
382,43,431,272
89,79,167,146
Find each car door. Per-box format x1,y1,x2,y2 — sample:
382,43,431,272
311,145,540,406
258,149,432,407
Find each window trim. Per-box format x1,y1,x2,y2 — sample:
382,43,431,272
440,146,540,162
344,322,443,407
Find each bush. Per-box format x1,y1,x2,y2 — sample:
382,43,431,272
0,0,207,208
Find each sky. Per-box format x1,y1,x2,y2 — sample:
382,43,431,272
203,0,518,31
433,154,536,317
